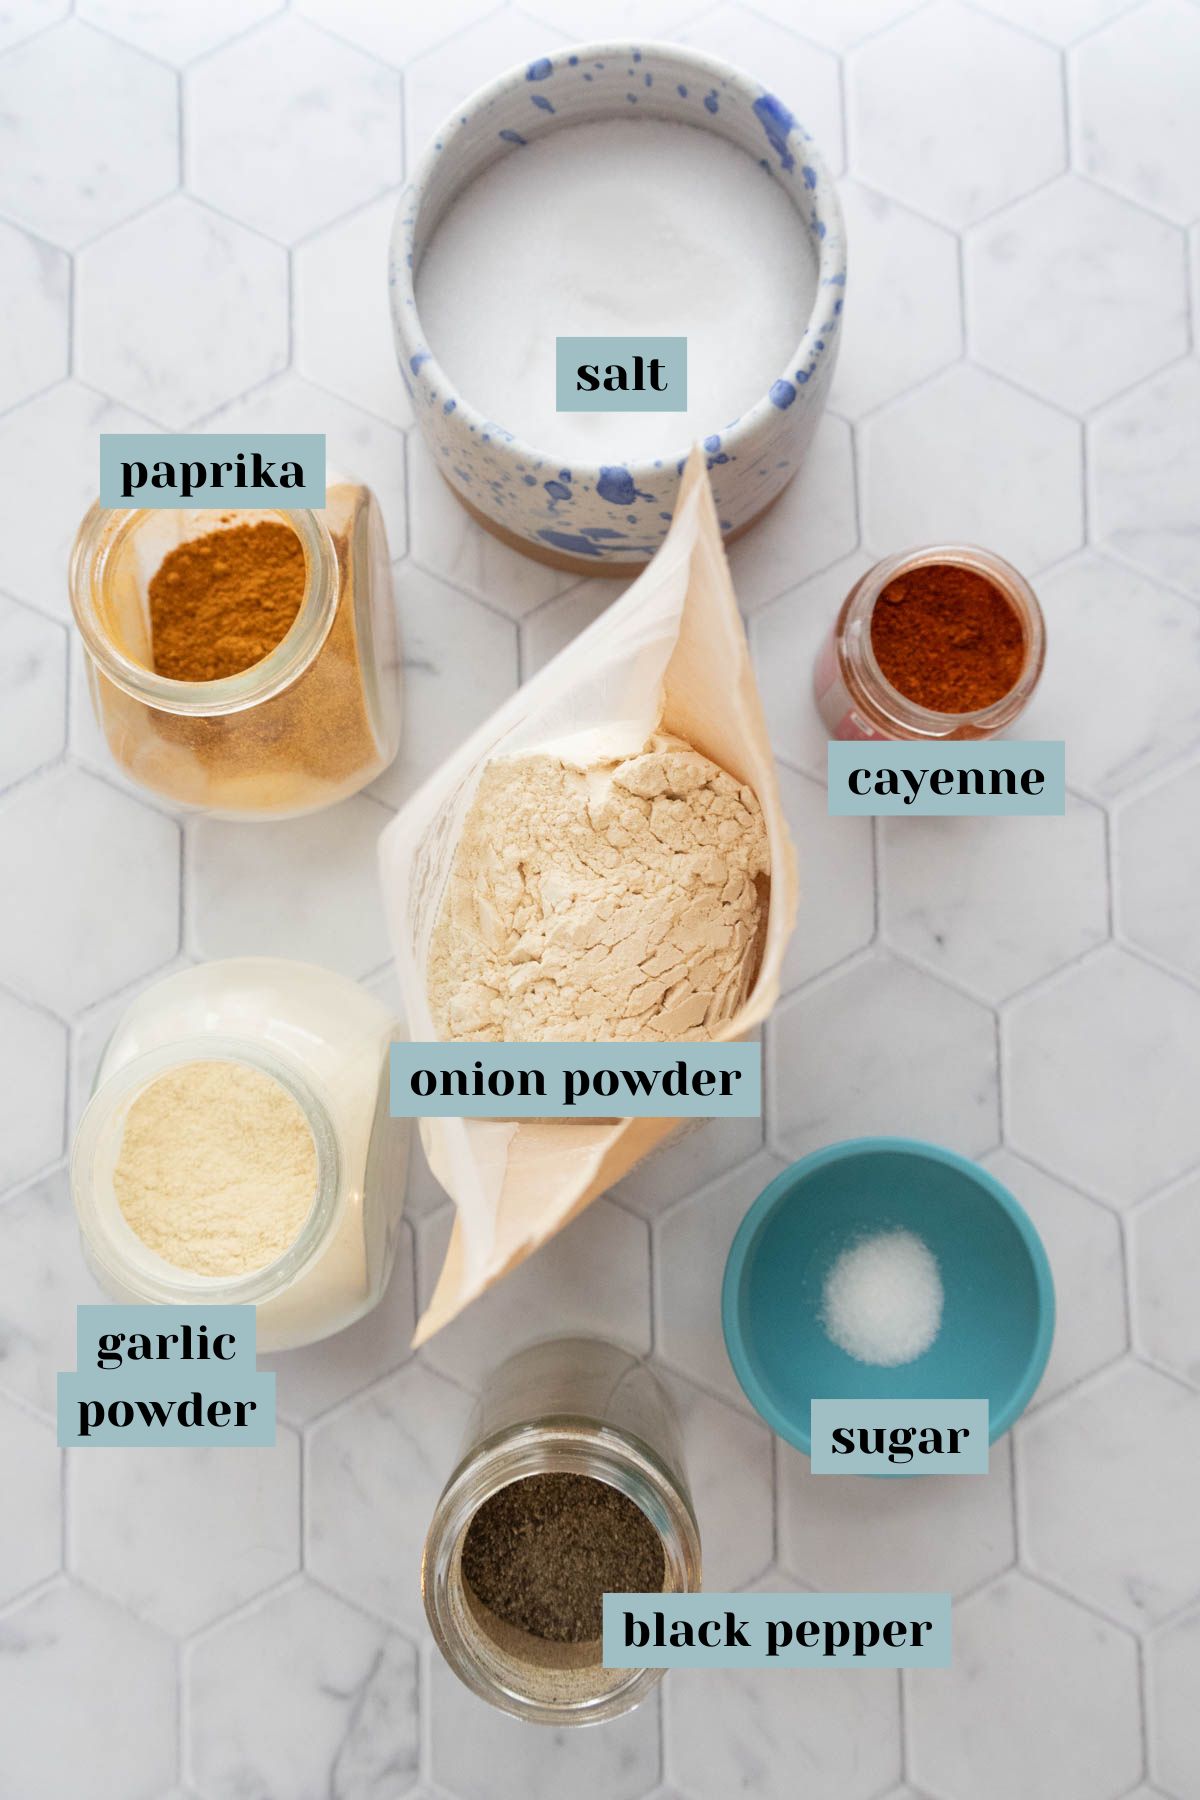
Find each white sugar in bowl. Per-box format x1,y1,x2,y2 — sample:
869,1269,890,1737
390,41,846,575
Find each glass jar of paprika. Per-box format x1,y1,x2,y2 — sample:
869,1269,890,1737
813,545,1045,741
69,480,401,818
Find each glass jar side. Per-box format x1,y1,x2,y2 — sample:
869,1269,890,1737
814,545,1046,742
69,489,400,818
75,958,410,1351
424,1340,702,1726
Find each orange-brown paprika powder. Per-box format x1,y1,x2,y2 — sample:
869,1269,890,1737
870,563,1025,714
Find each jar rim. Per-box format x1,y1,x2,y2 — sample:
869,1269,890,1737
71,1036,343,1305
68,503,340,717
839,543,1046,737
423,1419,702,1726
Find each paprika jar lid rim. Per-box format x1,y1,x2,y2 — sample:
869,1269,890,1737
69,503,341,718
843,542,1046,730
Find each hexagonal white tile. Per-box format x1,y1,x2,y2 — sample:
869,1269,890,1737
521,0,698,35
771,952,999,1162
77,0,284,64
848,2,1065,228
197,372,408,557
0,597,66,788
677,5,844,173
666,1659,900,1800
1022,554,1200,798
262,1218,415,1425
0,220,68,411
749,551,876,781
306,1358,474,1632
186,1581,419,1798
404,12,573,164
0,0,68,54
0,988,65,1194
752,0,924,51
1006,947,1200,1207
829,182,961,419
0,381,158,620
982,1148,1126,1406
780,763,875,991
779,1437,1015,1597
406,435,575,619
1132,1173,1200,1386
860,366,1084,574
297,0,497,67
187,16,402,243
369,562,519,809
521,580,625,677
70,1433,300,1635
188,793,392,979
0,1581,177,1800
1149,1604,1200,1798
429,1651,660,1800
728,411,858,610
0,21,176,248
0,1395,60,1604
880,798,1109,1004
610,1110,766,1219
294,191,412,427
1019,1360,1200,1626
415,1195,651,1392
0,765,180,1015
966,176,1188,413
1119,760,1200,982
659,1371,774,1589
655,1151,788,1407
972,0,1136,42
908,1573,1140,1800
0,1170,106,1416
1091,361,1200,593
1073,0,1200,225
76,197,289,426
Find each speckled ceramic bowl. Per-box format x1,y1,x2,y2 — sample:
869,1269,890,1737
389,41,847,574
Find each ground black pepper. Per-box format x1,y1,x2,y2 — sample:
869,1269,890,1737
460,1472,665,1644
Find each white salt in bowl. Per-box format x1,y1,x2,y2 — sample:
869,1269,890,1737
389,41,846,575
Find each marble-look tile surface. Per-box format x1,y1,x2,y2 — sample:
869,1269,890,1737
860,366,1084,572
1019,1360,1200,1626
1005,948,1200,1206
69,1433,302,1635
1,5,1197,1795
907,1573,1141,1800
0,219,69,411
187,15,402,244
185,1581,419,1799
75,198,290,427
848,2,1065,226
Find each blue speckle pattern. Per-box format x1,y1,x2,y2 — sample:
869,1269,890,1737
752,94,796,172
389,41,847,567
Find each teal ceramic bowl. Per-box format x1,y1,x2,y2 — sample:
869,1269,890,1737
722,1138,1055,1454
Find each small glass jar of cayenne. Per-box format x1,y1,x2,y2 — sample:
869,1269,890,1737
813,545,1046,741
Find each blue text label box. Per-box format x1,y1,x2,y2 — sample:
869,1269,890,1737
100,434,326,507
390,1041,760,1118
828,740,1065,816
556,336,687,413
59,1305,275,1447
810,1399,990,1475
602,1592,951,1668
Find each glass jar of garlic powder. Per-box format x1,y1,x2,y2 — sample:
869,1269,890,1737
424,1338,702,1724
70,959,409,1352
69,482,400,818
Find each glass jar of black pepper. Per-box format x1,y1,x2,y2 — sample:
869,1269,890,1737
423,1337,702,1725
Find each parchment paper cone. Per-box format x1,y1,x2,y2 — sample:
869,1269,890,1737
378,448,799,1344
